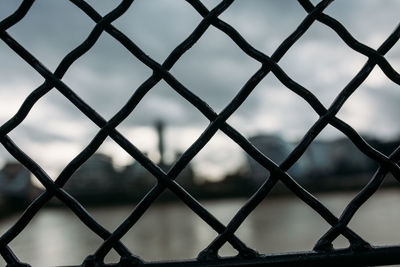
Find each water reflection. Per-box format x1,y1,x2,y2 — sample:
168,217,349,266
0,189,399,266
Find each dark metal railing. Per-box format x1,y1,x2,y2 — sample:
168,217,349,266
0,0,399,266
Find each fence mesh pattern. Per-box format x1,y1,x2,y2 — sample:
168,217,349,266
1,0,400,266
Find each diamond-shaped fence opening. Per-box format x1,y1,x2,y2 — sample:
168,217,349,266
0,0,399,266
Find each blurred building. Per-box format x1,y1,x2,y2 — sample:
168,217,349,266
65,153,119,198
0,162,32,204
64,120,195,204
247,135,305,185
246,134,385,188
120,154,156,198
155,120,195,188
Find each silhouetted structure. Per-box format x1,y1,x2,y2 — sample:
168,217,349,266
0,162,33,211
247,135,304,186
63,121,195,204
245,134,398,192
156,120,166,167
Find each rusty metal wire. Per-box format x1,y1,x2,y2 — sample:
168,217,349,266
0,0,399,266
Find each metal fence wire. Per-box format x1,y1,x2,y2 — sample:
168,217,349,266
0,0,400,266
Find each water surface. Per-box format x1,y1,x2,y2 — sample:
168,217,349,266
0,189,399,266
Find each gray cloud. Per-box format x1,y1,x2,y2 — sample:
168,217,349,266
0,0,399,176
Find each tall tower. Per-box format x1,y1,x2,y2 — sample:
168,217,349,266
155,120,165,167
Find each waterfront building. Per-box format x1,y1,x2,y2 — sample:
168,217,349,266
0,162,32,204
65,153,119,198
247,135,305,185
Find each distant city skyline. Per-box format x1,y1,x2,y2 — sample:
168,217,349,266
0,0,399,180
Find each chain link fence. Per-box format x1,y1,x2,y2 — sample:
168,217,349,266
0,0,399,266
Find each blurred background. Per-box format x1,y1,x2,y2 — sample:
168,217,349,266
0,0,399,266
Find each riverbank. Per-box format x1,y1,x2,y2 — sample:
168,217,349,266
0,196,28,220
0,172,397,214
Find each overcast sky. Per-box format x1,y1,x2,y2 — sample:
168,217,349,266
0,0,399,180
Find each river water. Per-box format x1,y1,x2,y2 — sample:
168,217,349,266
0,189,399,266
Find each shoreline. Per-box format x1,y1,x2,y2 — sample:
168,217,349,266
0,173,396,214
